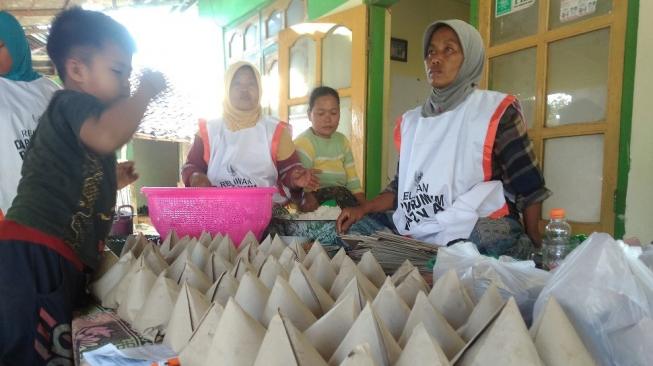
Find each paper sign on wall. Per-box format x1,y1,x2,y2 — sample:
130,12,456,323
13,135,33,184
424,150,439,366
560,0,598,23
495,0,536,18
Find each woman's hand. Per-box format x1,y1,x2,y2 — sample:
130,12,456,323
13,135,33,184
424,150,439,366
289,167,320,191
336,204,368,233
117,161,139,190
299,192,320,212
190,172,212,187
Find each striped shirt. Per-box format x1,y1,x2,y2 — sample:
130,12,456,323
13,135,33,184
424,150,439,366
385,103,550,216
294,129,363,194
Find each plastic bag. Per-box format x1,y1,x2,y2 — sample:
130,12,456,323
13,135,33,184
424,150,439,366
433,241,550,324
533,232,653,366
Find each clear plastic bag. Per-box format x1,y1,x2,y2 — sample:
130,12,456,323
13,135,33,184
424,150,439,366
533,233,653,366
433,241,550,324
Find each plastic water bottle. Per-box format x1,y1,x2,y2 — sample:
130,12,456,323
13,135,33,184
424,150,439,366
543,208,572,271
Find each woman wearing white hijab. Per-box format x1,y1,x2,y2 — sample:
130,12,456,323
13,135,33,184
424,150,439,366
182,61,318,203
337,20,550,258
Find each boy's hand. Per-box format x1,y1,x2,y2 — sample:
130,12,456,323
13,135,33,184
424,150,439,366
290,168,320,190
190,172,212,187
138,70,167,100
336,205,368,233
117,161,139,190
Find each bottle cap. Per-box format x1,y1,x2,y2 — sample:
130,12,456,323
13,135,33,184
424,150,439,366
549,208,566,219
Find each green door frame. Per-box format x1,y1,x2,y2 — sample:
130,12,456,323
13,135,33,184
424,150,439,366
469,0,640,238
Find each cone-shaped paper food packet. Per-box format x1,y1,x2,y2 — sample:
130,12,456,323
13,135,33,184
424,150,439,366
189,241,209,271
390,260,416,285
142,242,168,275
330,262,378,300
163,282,210,353
329,302,402,366
530,297,595,366
428,269,474,329
178,260,212,293
459,283,504,341
396,269,428,308
310,252,338,291
395,324,450,366
231,257,256,281
269,235,288,259
336,277,375,313
338,343,378,366
205,271,239,306
331,247,347,271
303,240,327,269
258,234,273,254
103,254,149,309
168,250,191,281
253,312,328,366
93,249,119,281
214,236,237,262
179,302,224,366
91,251,135,305
121,234,147,258
358,251,386,288
165,236,190,264
262,276,317,331
279,246,300,272
305,291,360,360
252,249,269,272
208,233,224,252
234,271,270,322
160,230,179,257
133,272,181,341
239,230,259,250
289,264,334,317
203,298,266,366
203,252,234,282
117,263,157,323
289,239,306,262
399,292,464,359
457,297,542,366
258,256,289,290
198,231,212,247
372,277,410,340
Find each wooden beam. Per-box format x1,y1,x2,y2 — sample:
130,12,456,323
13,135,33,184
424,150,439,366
7,9,61,17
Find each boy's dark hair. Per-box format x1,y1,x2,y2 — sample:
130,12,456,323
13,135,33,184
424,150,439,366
46,7,136,81
308,86,340,112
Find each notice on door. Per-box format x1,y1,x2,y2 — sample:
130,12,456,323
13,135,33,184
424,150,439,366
560,0,598,23
495,0,535,18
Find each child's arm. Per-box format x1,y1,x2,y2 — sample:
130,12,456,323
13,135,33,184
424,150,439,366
79,70,166,154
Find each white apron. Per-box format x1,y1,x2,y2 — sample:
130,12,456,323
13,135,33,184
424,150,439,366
0,77,59,214
392,90,516,246
200,116,287,204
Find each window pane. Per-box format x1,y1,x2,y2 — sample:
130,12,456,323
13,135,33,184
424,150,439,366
489,47,537,128
546,28,609,126
491,0,538,45
322,26,352,90
549,0,612,29
542,134,604,222
289,37,316,99
229,32,243,59
337,97,352,140
267,11,283,38
287,0,305,27
263,61,279,118
289,104,309,139
245,25,257,51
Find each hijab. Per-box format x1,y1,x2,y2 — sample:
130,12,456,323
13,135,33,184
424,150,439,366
0,11,40,82
222,61,263,131
421,19,484,117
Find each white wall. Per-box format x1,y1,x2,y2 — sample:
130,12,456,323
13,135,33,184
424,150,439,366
133,139,181,209
624,0,653,243
385,0,470,183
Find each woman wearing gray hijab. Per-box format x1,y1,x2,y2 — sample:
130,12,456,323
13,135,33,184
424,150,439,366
337,19,550,258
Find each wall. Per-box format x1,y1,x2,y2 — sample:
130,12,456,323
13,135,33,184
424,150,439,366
385,0,470,183
625,0,653,243
133,139,181,209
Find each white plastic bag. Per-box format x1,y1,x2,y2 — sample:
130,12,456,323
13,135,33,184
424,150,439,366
533,232,653,366
433,241,550,324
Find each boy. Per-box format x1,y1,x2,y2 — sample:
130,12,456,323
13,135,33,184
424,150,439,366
0,7,165,365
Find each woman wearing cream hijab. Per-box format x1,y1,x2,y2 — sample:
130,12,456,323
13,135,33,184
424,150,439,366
182,61,318,203
337,20,550,258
